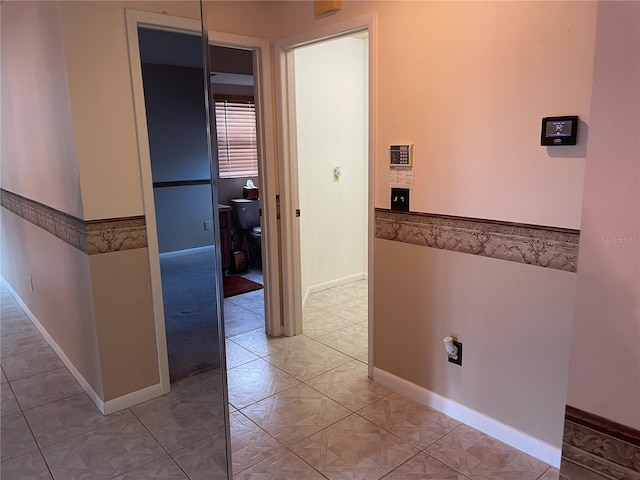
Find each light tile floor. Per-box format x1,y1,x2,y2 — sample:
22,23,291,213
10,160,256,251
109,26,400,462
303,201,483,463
0,280,567,479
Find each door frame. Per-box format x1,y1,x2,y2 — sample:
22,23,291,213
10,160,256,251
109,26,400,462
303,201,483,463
206,30,281,338
125,10,280,392
274,14,376,374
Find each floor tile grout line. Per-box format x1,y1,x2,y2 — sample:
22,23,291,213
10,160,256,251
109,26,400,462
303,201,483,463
36,413,153,458
2,362,69,385
260,349,354,382
230,341,360,384
278,409,436,480
301,329,367,356
10,373,85,413
380,450,425,479
229,409,291,476
20,391,113,449
104,454,189,480
1,449,57,479
1,353,59,480
415,450,476,480
235,379,304,411
127,398,228,479
283,445,332,480
1,282,371,478
128,403,181,459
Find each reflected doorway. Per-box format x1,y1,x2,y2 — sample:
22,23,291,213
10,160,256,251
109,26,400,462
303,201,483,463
138,28,223,383
126,8,231,480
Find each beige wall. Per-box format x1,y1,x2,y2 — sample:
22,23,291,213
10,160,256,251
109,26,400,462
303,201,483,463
204,1,276,39
0,1,103,398
89,250,158,401
567,1,640,429
59,1,204,221
375,240,577,444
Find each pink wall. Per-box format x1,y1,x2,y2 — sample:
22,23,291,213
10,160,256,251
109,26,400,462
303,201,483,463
1,1,83,218
0,1,103,397
567,1,640,429
271,0,597,449
273,1,597,229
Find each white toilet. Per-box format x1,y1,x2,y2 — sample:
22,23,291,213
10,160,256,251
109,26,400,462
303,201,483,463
230,198,262,267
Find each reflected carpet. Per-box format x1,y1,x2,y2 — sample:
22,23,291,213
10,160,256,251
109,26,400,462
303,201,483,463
160,247,220,382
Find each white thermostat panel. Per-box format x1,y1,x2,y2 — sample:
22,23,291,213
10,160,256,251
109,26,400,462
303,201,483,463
390,144,413,166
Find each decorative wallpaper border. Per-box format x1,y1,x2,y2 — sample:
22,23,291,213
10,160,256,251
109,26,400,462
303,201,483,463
85,217,147,255
1,189,147,255
562,406,640,479
375,209,580,272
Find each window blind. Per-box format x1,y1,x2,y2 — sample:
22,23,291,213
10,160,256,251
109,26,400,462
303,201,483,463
214,98,258,178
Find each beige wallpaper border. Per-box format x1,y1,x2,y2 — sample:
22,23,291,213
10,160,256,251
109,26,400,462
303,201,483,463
1,189,147,255
375,209,580,272
562,406,640,479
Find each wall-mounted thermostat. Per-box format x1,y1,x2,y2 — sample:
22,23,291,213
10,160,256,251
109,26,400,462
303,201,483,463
390,144,413,166
541,115,579,146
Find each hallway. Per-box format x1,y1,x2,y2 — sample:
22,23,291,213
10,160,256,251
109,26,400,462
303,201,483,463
1,282,563,479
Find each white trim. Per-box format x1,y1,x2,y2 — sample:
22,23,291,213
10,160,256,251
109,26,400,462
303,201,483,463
302,273,366,309
2,277,164,414
126,9,200,396
126,10,282,360
274,45,302,337
275,13,375,341
102,383,163,415
366,17,377,380
373,367,562,468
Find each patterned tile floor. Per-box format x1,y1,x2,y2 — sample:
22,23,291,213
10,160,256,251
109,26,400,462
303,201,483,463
0,279,568,479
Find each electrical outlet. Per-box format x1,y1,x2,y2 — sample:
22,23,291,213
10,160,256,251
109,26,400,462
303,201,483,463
204,221,211,231
448,340,463,366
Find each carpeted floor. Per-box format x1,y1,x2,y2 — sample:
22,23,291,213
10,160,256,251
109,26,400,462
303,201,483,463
160,247,221,382
159,246,263,382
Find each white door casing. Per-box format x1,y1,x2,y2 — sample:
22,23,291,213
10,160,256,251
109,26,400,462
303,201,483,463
207,30,281,338
125,9,280,392
274,13,376,375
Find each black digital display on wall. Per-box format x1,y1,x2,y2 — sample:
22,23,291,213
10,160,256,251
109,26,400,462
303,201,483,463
541,115,579,146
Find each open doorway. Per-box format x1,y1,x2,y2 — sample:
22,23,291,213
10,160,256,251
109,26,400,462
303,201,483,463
138,30,269,382
209,45,267,343
295,33,370,364
274,17,373,375
138,27,223,382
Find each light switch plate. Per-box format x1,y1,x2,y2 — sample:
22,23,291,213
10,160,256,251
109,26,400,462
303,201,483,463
391,188,410,211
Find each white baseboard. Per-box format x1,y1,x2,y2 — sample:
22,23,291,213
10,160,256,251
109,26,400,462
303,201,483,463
373,367,562,468
1,277,163,415
302,272,367,309
103,383,163,414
